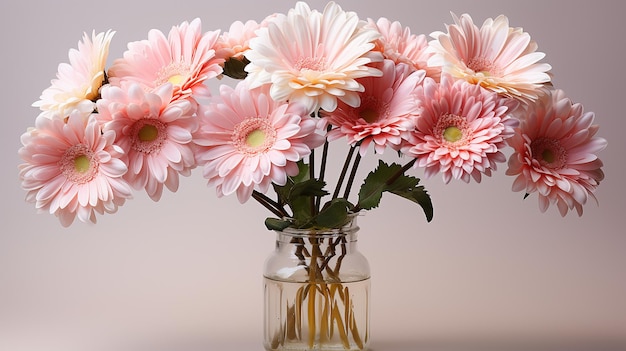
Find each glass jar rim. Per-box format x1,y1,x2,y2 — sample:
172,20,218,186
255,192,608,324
276,213,361,238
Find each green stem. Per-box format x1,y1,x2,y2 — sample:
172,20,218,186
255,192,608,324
343,152,362,199
252,190,288,218
316,125,333,212
332,145,357,199
387,158,416,185
309,150,316,216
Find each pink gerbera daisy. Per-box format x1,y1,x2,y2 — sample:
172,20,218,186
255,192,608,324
33,30,115,118
402,74,518,183
244,1,383,114
217,19,262,79
320,59,424,155
367,17,441,80
96,83,198,201
506,89,607,216
108,18,223,103
428,13,552,103
193,81,325,203
18,111,132,227
217,19,261,60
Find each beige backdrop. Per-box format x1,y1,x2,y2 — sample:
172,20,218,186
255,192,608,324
1,0,625,350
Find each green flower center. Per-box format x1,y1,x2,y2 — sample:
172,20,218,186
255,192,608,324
435,113,471,147
531,137,567,170
74,155,91,173
138,124,159,142
59,144,98,184
233,117,277,155
246,129,266,147
131,119,167,154
443,126,463,142
541,149,555,164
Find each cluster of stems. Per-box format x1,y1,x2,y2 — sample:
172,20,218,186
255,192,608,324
268,234,367,350
252,128,416,220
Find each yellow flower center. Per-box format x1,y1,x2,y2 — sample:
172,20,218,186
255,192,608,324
138,124,159,142
168,74,186,86
246,129,266,147
60,144,98,184
131,119,168,154
443,126,463,142
74,155,91,173
233,117,277,155
434,114,472,148
155,62,191,88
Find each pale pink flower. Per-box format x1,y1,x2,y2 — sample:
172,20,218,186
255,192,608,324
108,18,223,103
320,60,424,155
217,20,261,60
18,111,132,227
402,75,518,183
506,89,607,216
217,19,262,79
33,30,115,117
428,13,551,103
193,81,325,203
367,17,441,80
244,1,383,114
96,83,198,201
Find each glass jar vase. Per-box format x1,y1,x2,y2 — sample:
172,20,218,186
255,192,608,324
263,215,370,351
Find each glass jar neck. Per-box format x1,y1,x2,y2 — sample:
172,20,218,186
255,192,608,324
274,215,360,245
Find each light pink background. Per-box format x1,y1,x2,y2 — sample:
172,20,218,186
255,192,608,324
1,1,625,350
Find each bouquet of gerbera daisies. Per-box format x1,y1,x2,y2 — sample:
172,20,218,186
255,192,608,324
18,2,608,350
18,2,606,229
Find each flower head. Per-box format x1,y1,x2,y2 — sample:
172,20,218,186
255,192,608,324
108,18,223,103
33,30,115,118
368,17,440,80
506,89,607,216
217,19,261,60
244,1,383,113
18,110,132,226
96,83,198,201
402,75,518,183
428,13,551,103
193,81,325,203
217,19,263,79
320,59,424,155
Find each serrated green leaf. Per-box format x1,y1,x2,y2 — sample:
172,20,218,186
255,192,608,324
389,185,433,222
357,160,403,210
357,160,433,222
265,217,292,231
290,179,329,198
315,198,353,229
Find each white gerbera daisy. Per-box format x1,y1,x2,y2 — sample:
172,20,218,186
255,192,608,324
33,30,115,118
244,1,383,114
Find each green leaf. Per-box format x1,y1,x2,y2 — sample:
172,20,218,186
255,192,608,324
357,160,433,222
389,184,433,222
271,160,332,228
358,160,402,210
264,217,292,231
222,57,250,79
315,198,353,229
289,178,329,198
